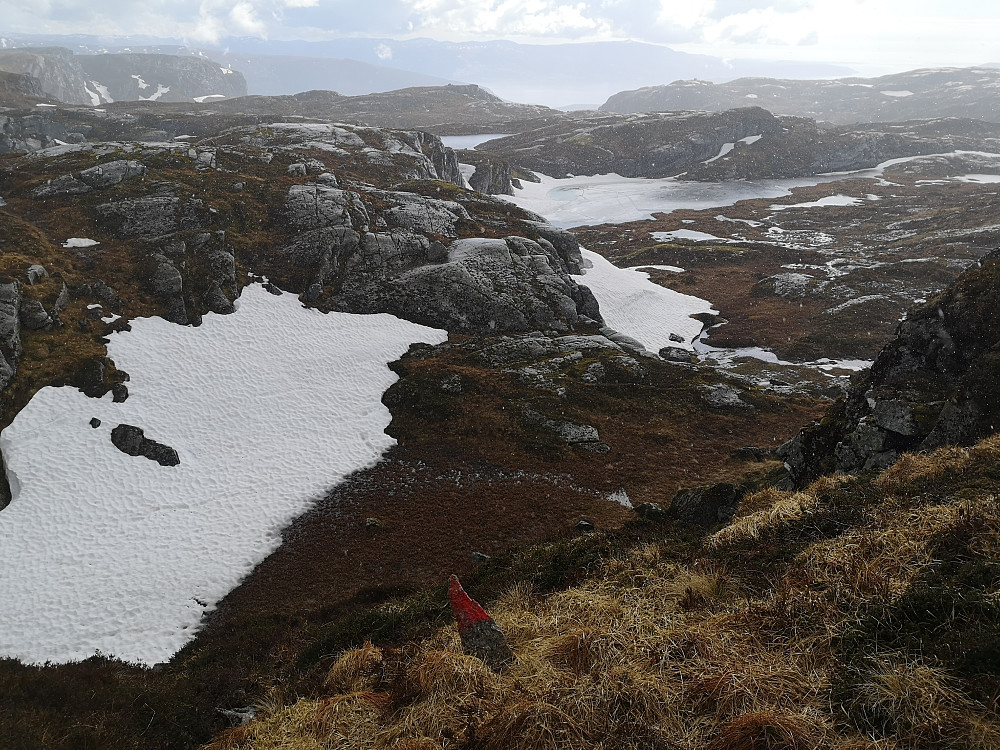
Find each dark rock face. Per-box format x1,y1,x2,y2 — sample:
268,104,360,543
669,482,745,527
110,424,180,467
781,250,1000,486
600,66,1000,125
0,47,93,105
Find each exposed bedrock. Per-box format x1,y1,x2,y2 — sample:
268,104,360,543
278,181,599,332
780,249,1000,486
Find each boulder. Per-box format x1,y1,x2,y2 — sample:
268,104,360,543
669,482,744,527
19,299,51,330
78,160,146,189
31,174,91,199
26,265,48,285
110,424,180,467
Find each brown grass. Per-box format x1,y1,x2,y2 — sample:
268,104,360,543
200,437,1000,750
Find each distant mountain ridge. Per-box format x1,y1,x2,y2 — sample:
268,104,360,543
0,47,247,105
601,67,1000,124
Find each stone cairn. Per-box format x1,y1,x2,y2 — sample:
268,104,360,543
447,574,515,672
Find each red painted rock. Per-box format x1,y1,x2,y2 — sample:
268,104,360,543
447,574,514,671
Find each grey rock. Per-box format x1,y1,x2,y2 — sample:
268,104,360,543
600,327,648,356
148,256,187,325
523,407,606,450
471,552,492,563
669,483,744,527
469,158,514,196
19,299,52,330
524,222,585,275
89,417,101,428
576,519,596,531
53,282,70,313
26,265,48,285
659,345,695,363
0,283,22,359
65,132,87,144
581,362,606,383
669,332,685,343
287,162,307,177
204,282,235,314
110,424,180,466
97,196,207,238
872,397,945,437
78,160,146,189
31,174,92,199
701,384,749,409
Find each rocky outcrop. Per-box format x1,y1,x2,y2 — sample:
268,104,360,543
31,160,146,198
0,283,21,392
669,482,746,526
780,249,1000,486
469,158,515,196
0,114,72,155
476,108,783,179
684,116,1000,181
97,196,208,238
278,178,594,332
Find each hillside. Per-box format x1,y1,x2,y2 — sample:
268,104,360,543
601,67,1000,125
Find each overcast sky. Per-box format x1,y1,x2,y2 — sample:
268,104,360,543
2,1,998,74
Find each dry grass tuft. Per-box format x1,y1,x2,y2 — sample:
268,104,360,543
850,656,980,748
708,490,817,549
477,699,588,750
707,710,824,750
325,641,384,693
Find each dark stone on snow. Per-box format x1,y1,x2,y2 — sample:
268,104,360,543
110,424,180,466
89,417,101,428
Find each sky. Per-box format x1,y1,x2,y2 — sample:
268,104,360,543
0,0,998,74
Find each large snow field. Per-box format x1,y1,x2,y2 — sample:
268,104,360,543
0,284,446,666
574,250,715,351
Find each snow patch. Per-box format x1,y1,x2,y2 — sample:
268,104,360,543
573,249,714,353
61,238,100,248
880,90,914,97
131,74,149,89
139,84,170,102
91,81,113,103
193,94,226,103
0,285,446,665
652,229,730,243
769,194,861,210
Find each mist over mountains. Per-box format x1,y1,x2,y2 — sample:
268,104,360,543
0,33,853,107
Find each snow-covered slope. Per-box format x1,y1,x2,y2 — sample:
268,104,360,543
0,284,445,665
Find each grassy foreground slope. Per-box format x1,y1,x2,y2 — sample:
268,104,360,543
205,434,1000,750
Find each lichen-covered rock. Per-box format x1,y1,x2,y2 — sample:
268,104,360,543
26,264,48,285
97,196,208,238
18,299,51,330
31,174,91,199
78,160,146,189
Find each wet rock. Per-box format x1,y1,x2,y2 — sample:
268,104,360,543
669,482,744,527
110,424,179,466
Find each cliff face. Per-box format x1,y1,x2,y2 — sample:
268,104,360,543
780,249,1000,486
77,53,247,103
0,48,247,105
0,48,93,105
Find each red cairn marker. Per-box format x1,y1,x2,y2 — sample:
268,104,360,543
447,574,515,671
